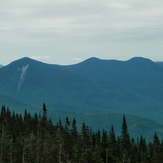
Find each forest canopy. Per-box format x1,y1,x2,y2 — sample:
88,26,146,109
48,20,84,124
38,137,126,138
0,104,162,163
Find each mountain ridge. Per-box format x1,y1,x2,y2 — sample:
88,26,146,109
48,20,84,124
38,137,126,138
1,56,163,115
1,56,163,139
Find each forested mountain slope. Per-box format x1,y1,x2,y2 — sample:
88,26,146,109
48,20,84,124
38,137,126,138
1,57,163,138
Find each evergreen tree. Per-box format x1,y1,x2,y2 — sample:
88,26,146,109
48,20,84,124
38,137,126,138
81,123,92,150
108,125,119,162
42,103,47,124
152,132,163,163
1,106,163,163
120,115,131,162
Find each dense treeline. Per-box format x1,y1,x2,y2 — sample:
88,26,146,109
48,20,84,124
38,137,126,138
0,104,163,163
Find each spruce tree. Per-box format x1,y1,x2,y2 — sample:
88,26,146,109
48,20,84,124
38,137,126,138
108,125,119,162
152,132,163,163
120,115,131,162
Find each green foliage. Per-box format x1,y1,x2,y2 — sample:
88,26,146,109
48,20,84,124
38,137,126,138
0,105,163,163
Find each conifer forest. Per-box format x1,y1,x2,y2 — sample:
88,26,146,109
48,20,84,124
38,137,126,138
0,104,163,163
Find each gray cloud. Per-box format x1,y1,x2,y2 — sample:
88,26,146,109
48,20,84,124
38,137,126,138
0,0,163,65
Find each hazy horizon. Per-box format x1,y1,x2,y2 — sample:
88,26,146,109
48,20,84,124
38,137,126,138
1,55,163,66
0,0,163,65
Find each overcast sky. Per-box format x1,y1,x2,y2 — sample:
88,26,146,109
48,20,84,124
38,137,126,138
0,0,163,65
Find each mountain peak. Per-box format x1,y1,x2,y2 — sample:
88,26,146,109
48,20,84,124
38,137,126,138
128,57,153,63
17,57,35,63
88,57,100,60
84,57,101,63
8,57,42,67
20,57,32,61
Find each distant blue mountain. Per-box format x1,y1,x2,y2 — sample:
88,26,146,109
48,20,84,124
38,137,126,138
1,57,163,139
66,57,161,85
66,57,163,122
156,61,163,67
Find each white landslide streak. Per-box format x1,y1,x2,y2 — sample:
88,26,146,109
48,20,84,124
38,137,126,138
18,64,29,91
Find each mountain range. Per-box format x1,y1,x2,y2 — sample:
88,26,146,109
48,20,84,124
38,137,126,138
0,56,163,139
